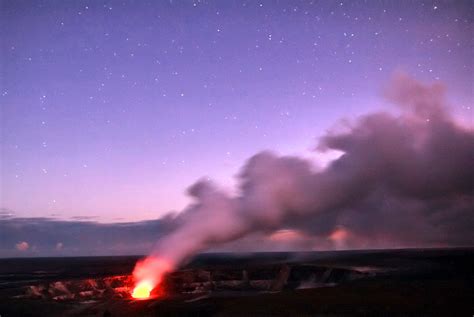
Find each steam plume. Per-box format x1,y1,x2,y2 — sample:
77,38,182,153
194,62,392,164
133,74,474,288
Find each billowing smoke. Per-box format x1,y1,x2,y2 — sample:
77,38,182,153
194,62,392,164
133,74,474,289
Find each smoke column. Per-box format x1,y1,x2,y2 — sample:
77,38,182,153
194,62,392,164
133,73,474,290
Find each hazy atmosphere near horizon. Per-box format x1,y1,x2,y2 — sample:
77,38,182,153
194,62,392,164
1,0,473,257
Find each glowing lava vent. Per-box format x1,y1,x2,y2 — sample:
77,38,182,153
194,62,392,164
131,257,173,300
131,280,153,300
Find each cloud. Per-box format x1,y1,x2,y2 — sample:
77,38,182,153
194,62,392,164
15,241,29,251
0,216,174,257
269,229,306,242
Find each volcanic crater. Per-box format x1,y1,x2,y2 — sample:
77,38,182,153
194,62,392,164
19,263,370,301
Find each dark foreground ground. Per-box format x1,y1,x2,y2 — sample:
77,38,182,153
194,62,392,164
0,248,473,316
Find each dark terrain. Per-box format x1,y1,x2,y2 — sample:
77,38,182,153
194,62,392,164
0,248,473,316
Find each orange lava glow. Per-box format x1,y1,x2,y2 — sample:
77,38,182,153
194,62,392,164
131,280,153,300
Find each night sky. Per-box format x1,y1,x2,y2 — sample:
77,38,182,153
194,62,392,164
1,0,472,225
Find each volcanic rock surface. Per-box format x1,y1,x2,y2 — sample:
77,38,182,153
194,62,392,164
19,263,370,301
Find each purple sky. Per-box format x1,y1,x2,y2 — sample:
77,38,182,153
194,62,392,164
1,0,472,223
